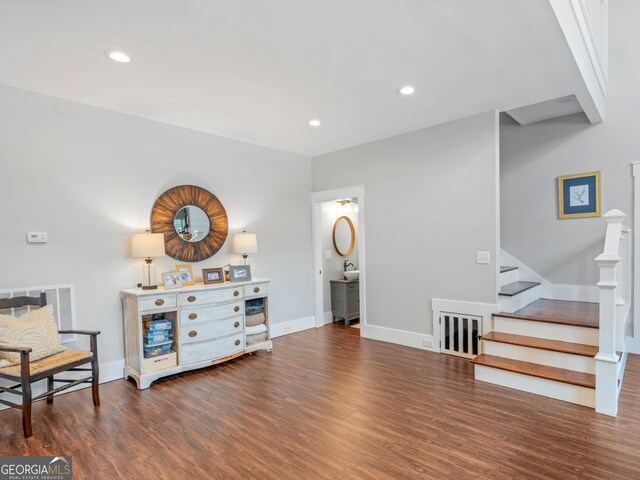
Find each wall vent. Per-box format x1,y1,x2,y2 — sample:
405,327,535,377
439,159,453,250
440,312,480,358
0,284,77,343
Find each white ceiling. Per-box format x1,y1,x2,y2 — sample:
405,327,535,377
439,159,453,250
0,1,586,156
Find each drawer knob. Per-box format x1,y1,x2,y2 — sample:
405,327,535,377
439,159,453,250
188,330,198,338
187,295,197,303
188,313,198,320
234,306,240,312
154,299,164,306
233,290,240,297
235,339,241,346
234,321,240,328
253,287,260,293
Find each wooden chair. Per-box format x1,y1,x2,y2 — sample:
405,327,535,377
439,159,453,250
0,293,100,437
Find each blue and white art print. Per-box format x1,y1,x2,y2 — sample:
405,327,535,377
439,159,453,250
558,171,601,219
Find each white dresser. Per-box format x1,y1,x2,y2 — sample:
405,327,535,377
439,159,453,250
121,278,271,389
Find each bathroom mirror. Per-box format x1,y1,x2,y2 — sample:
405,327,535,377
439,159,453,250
333,216,355,257
151,185,228,262
173,205,211,242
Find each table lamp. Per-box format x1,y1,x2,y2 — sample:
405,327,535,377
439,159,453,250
131,230,166,289
232,231,258,265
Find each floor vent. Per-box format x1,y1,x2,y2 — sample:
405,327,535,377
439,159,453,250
441,312,480,358
0,284,77,344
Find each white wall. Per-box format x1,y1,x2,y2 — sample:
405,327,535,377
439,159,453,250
0,85,314,365
320,201,359,313
312,111,500,336
500,0,639,286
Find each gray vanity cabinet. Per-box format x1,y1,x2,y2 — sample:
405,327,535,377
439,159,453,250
330,280,360,325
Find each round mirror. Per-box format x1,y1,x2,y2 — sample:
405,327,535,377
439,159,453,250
333,216,355,257
173,205,211,242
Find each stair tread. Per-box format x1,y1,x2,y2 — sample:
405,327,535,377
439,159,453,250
471,354,595,389
481,332,598,357
499,281,541,297
495,298,599,329
500,266,518,273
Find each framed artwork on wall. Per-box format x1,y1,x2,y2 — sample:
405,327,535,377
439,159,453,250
558,171,601,219
202,267,224,285
175,264,195,286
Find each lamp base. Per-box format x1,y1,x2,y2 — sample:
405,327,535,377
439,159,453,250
142,285,158,290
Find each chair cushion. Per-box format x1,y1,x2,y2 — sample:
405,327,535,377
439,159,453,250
0,304,65,367
0,349,93,378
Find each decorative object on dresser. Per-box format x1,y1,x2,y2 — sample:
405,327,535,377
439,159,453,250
333,216,355,256
229,265,252,283
131,231,166,290
162,271,183,290
202,267,224,285
232,231,258,265
150,184,228,262
0,293,100,438
121,278,271,389
330,279,360,326
175,263,195,286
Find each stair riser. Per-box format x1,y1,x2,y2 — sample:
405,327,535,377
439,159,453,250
494,316,598,346
500,269,519,287
483,341,595,374
499,286,540,313
475,365,595,408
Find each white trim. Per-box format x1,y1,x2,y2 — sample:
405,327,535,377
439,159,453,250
311,185,366,334
431,298,499,353
361,323,437,352
632,162,640,354
270,316,316,338
323,311,334,325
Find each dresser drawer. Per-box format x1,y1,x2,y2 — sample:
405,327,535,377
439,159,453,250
179,288,243,306
180,316,244,345
179,302,243,325
142,351,177,374
180,333,244,365
245,283,268,297
140,293,177,311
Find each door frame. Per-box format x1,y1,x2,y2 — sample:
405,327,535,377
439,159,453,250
311,185,366,333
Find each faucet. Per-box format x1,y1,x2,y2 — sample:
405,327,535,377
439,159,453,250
344,260,355,271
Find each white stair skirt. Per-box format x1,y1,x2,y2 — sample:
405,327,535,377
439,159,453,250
493,316,599,346
500,269,519,287
475,365,595,408
499,285,540,313
483,341,595,374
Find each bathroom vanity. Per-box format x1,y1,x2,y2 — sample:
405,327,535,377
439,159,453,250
330,279,360,325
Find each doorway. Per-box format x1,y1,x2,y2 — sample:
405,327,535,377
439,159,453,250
311,186,366,334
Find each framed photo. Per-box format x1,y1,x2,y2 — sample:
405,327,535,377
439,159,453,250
162,271,183,290
174,264,195,286
229,265,252,283
558,171,601,219
202,267,224,285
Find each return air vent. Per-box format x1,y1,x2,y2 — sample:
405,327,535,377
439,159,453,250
441,312,480,358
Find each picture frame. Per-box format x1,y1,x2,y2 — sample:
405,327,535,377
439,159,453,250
558,171,601,219
162,271,183,290
202,267,225,285
174,264,195,286
229,265,252,283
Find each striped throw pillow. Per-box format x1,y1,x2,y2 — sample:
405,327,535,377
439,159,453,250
0,304,65,367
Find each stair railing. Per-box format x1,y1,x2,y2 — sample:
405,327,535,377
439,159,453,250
595,209,628,416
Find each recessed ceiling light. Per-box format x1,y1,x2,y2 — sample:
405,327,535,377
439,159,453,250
104,50,131,63
399,85,416,96
308,119,321,127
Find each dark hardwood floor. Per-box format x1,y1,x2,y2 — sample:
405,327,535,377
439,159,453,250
2,323,640,479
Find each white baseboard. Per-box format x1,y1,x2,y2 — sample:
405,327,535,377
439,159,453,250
361,323,437,352
323,311,334,325
545,284,599,303
270,316,316,338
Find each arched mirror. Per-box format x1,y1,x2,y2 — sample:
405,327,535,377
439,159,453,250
333,216,355,257
151,185,228,262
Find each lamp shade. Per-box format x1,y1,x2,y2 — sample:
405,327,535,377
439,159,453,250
232,232,258,254
131,233,166,258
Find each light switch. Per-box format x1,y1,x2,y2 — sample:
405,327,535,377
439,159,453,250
476,251,490,264
324,250,333,260
27,232,48,244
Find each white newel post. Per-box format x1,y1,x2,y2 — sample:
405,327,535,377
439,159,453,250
595,210,625,416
